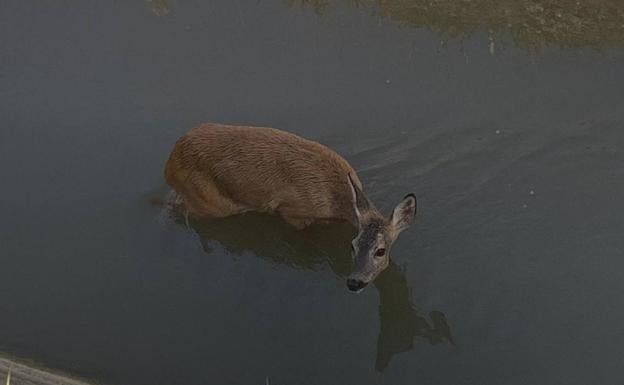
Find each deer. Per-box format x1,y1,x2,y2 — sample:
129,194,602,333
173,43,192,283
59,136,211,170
164,123,417,292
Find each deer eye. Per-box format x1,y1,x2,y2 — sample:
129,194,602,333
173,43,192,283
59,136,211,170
374,248,386,257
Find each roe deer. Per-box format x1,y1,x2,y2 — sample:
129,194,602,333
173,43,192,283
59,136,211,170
165,123,417,291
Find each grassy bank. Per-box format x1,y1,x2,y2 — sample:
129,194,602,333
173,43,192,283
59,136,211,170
0,356,95,385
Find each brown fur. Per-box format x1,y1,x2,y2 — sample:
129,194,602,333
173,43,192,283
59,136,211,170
164,123,364,229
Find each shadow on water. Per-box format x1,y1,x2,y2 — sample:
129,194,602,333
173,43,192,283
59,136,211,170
148,0,624,50
179,212,453,371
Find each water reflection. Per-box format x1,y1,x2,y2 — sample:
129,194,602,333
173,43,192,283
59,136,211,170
146,0,624,48
286,0,624,49
146,0,169,16
182,212,453,371
145,0,624,49
374,262,454,371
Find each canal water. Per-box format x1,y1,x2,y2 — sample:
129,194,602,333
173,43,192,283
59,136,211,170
1,1,624,384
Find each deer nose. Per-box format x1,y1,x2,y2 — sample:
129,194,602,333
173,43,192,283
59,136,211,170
346,279,367,292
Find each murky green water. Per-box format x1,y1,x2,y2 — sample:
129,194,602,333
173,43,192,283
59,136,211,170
1,1,624,384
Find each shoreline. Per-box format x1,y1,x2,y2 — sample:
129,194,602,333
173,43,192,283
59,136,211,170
0,358,95,385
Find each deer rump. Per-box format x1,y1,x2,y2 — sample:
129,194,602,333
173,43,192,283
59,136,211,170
164,123,362,229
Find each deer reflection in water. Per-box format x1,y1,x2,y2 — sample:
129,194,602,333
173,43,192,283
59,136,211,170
173,211,454,371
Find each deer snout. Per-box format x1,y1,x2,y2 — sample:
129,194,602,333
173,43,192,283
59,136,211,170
346,278,368,293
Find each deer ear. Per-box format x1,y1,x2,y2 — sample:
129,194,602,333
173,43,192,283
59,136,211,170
347,173,371,221
390,194,417,233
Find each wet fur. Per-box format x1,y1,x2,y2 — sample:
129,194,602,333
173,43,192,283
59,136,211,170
165,123,364,229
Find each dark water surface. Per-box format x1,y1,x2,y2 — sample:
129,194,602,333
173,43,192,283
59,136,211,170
1,1,624,384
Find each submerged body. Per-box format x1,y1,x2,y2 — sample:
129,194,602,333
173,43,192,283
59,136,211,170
165,123,417,291
165,123,362,229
